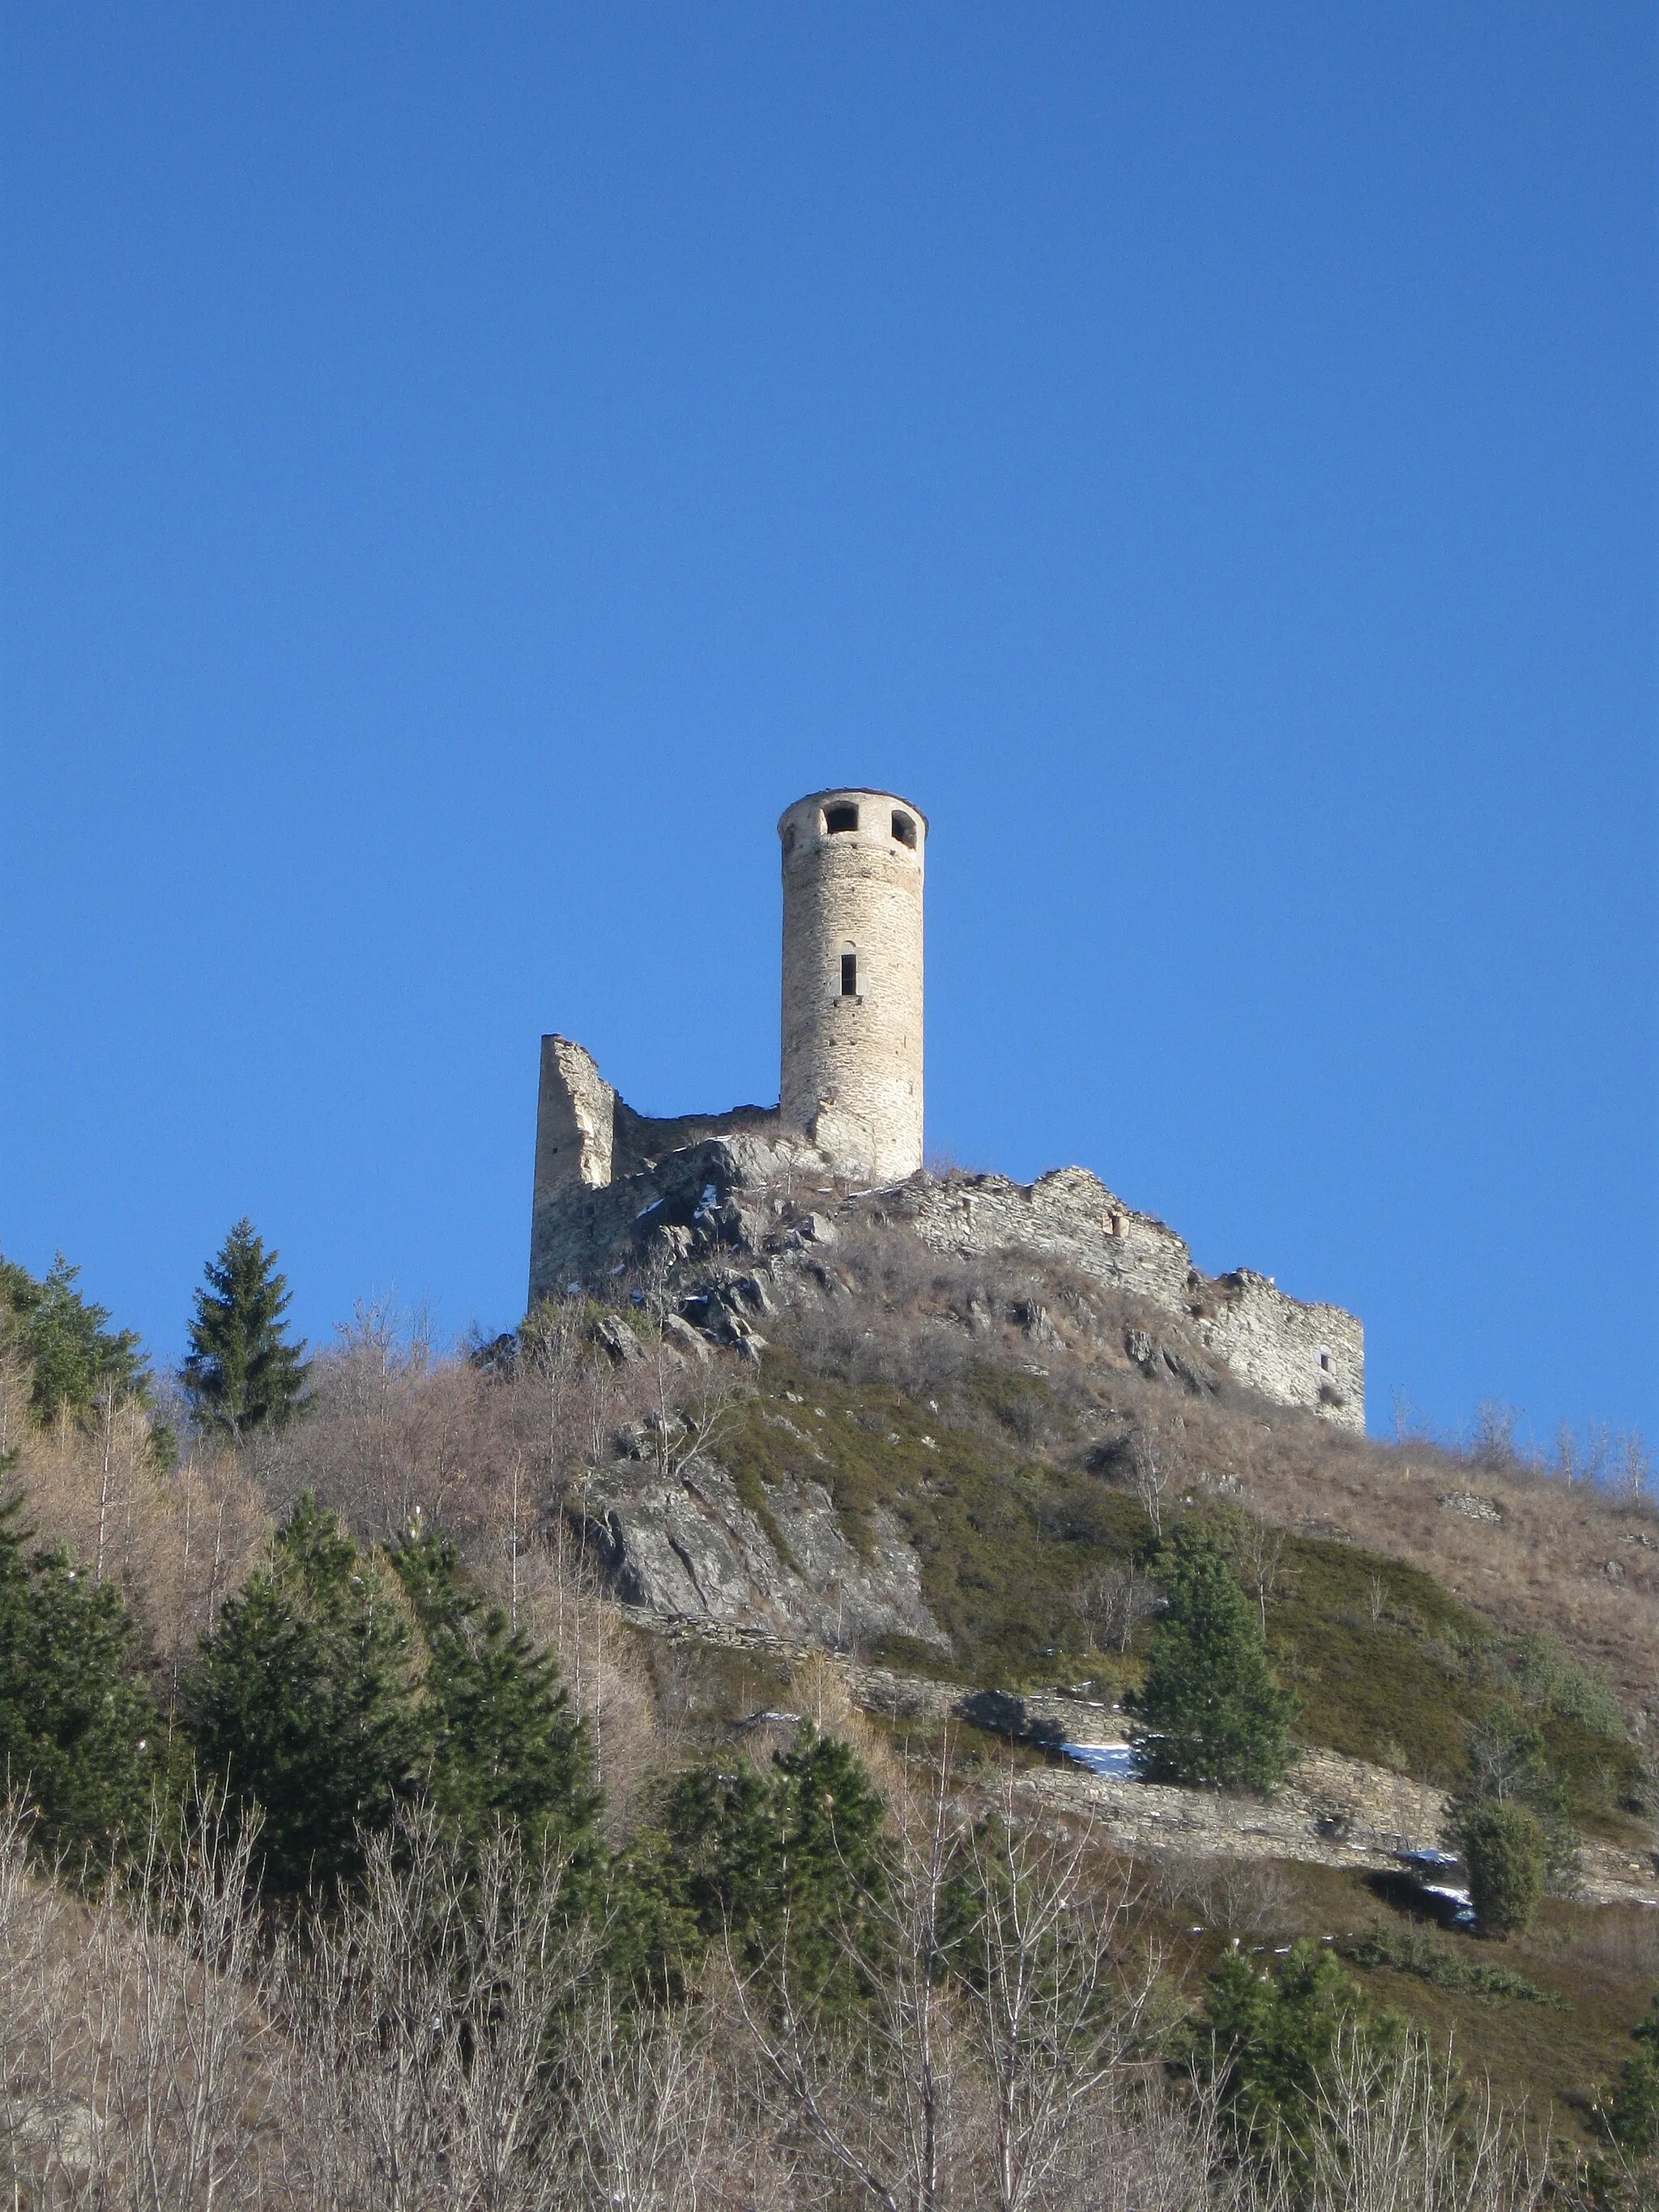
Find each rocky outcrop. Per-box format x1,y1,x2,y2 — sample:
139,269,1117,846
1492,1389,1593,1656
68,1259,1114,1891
612,1630,1659,1903
569,1452,947,1652
525,1042,1364,1431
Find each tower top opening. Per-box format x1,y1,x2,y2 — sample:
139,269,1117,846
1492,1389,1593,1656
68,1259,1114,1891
777,788,929,859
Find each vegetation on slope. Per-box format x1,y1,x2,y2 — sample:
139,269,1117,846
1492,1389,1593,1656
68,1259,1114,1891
0,1216,1654,2188
713,1357,1649,1835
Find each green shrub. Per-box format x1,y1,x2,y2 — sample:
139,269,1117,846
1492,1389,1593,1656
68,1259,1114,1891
1337,1919,1556,2003
1457,1799,1545,1938
1513,1630,1627,1739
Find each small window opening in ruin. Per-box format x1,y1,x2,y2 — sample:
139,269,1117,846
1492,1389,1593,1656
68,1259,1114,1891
891,809,916,847
1319,1350,1331,1372
840,953,858,996
782,824,796,855
825,803,859,833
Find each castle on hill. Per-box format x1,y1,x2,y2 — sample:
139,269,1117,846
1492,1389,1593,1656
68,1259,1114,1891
529,786,1364,1431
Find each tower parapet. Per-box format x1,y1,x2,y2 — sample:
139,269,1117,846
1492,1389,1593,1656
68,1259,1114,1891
778,788,926,1183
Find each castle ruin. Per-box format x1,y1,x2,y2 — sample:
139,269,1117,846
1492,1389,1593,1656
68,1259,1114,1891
529,786,1366,1430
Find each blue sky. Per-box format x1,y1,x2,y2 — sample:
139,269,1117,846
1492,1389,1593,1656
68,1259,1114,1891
2,5,1654,1446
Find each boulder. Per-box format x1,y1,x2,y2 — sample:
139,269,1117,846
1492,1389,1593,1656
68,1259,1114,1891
594,1313,646,1365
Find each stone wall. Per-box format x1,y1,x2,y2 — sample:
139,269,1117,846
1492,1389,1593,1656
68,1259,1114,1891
531,1036,616,1192
1199,1268,1364,1429
528,1035,782,1305
893,1166,1365,1430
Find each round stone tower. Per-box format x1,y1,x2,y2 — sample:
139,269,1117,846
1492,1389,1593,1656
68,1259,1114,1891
778,787,927,1183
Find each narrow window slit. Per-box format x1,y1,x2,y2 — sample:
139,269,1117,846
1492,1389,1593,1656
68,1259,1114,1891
841,953,858,996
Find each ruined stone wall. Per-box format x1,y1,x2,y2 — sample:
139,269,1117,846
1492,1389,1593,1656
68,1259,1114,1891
531,1037,616,1195
611,1096,780,1178
528,1034,781,1305
895,1166,1196,1308
1197,1269,1364,1428
778,789,925,1184
893,1166,1365,1430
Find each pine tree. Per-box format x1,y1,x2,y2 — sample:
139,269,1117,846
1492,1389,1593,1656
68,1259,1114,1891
1199,1938,1401,2174
665,1721,890,2004
0,1488,167,1860
1457,1798,1545,1937
1601,1993,1659,2154
1444,1698,1580,1894
1128,1524,1301,1792
389,1519,598,1860
0,1253,148,1424
190,1494,424,1899
181,1220,311,1439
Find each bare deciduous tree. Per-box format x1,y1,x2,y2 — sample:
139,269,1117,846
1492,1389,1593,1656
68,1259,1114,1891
1299,2028,1546,2212
727,1745,971,2212
964,1776,1159,2212
1073,1562,1159,1655
0,1789,276,2211
270,1806,593,2212
567,1975,723,2212
1129,1429,1168,1540
1223,1510,1287,1639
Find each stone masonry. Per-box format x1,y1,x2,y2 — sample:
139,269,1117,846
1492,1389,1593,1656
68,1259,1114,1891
778,788,926,1183
893,1167,1364,1429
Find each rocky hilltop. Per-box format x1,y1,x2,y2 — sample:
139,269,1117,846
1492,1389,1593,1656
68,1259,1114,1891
529,1115,1364,1431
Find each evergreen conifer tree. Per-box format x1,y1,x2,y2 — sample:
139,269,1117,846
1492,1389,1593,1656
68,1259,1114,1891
1601,1993,1659,2155
1128,1524,1300,1791
389,1519,598,1860
181,1220,311,1439
0,1253,148,1424
190,1494,424,1899
665,1721,889,2004
1457,1798,1545,1937
0,1488,166,1859
1199,1938,1401,2175
1444,1698,1580,1894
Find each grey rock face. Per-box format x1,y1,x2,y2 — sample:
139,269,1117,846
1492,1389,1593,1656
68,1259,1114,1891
527,1044,1365,1433
594,1313,646,1365
569,1453,947,1650
661,1312,710,1362
1012,1300,1062,1347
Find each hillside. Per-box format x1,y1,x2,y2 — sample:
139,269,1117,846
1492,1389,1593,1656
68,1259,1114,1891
1,1203,1656,2192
